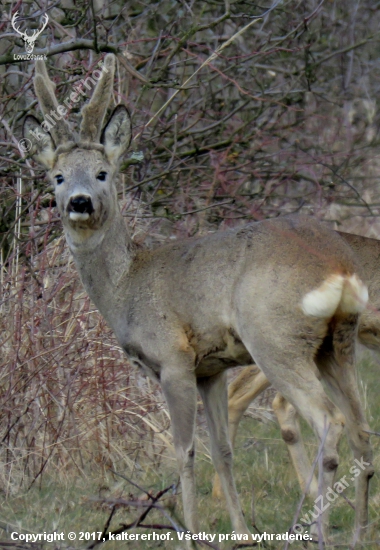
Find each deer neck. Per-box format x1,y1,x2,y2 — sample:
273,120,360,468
65,208,136,318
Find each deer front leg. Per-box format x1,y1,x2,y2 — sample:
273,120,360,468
198,372,252,540
161,364,199,533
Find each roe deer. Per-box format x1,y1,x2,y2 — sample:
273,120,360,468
23,54,373,542
213,232,380,513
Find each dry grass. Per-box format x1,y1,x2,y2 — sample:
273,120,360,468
1,352,379,549
0,224,172,496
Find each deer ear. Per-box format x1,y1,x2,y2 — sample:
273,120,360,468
100,105,132,163
23,115,56,169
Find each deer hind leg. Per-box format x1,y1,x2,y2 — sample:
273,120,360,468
197,372,251,540
272,393,318,500
161,364,199,533
317,315,374,540
212,364,270,500
240,334,345,542
268,367,344,543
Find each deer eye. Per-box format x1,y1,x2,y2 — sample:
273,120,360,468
97,171,107,181
55,175,64,185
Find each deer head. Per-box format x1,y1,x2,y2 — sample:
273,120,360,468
12,11,49,54
23,55,132,246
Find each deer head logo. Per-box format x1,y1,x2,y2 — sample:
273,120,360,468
12,11,49,54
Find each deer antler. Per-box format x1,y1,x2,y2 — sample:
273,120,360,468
11,11,27,40
33,60,73,144
29,13,49,41
80,54,116,143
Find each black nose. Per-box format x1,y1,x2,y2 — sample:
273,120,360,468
69,196,94,214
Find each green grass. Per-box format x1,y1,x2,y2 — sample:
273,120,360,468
1,354,380,549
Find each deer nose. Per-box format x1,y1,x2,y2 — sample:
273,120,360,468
69,195,94,214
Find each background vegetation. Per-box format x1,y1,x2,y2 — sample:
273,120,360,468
1,0,380,548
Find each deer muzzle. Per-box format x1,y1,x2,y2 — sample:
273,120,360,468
68,195,94,221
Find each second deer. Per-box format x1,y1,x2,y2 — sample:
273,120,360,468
214,232,379,518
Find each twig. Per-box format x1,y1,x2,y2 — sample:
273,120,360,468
86,485,173,549
133,17,262,141
284,424,330,550
108,468,152,498
363,429,380,437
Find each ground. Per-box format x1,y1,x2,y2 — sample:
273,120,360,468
1,352,379,550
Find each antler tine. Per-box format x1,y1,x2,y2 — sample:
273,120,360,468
80,54,116,142
32,13,49,40
34,66,73,144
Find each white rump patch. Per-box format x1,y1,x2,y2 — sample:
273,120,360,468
69,212,90,221
340,274,368,313
302,274,344,318
302,273,368,318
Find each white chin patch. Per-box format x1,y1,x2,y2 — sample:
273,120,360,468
69,212,90,221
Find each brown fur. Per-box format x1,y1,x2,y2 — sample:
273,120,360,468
214,233,378,534
23,55,373,543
